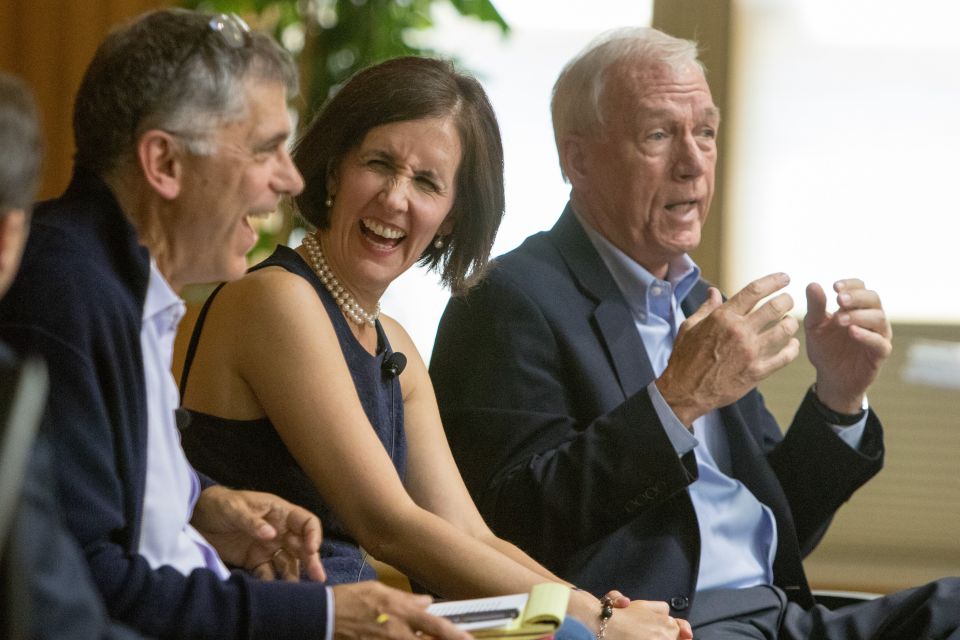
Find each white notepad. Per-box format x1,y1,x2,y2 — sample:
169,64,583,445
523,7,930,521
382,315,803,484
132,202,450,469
427,583,569,638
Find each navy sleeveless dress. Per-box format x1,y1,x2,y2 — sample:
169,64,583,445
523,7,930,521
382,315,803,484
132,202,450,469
179,245,406,583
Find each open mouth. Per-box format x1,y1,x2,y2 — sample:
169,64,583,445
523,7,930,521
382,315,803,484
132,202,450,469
665,199,698,211
244,210,273,226
360,218,406,248
664,200,699,216
241,212,271,250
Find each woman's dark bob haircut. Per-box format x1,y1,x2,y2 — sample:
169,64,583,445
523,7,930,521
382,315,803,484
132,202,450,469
293,56,504,294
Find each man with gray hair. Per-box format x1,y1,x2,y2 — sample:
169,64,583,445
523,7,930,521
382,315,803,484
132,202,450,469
0,75,39,259
432,26,959,638
0,10,466,639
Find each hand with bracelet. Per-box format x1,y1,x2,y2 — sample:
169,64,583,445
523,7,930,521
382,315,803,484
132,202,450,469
570,589,692,639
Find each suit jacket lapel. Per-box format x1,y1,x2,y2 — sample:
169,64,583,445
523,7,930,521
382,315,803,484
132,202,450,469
682,286,789,507
681,280,806,593
585,264,806,597
720,401,797,530
720,401,806,595
549,206,655,397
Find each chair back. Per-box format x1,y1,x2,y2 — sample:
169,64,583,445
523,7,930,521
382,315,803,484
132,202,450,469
0,357,48,640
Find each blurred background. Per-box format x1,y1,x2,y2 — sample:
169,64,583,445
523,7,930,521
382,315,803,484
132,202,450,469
2,0,958,595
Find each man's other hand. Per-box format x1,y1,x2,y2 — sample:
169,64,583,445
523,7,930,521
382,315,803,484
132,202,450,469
330,582,471,640
805,279,892,413
192,485,326,582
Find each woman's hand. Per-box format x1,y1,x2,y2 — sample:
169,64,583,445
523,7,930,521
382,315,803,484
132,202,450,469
569,589,691,640
191,485,326,581
609,600,691,640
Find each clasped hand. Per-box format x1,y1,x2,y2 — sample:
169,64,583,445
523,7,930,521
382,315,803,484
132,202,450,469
191,485,326,582
602,591,693,640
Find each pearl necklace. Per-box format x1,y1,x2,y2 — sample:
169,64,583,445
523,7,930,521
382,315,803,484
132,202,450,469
302,233,380,328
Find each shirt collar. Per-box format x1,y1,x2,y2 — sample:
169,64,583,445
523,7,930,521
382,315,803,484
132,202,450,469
575,210,701,319
143,259,185,328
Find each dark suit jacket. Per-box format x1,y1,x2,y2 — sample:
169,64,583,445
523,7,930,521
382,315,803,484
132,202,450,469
430,206,884,615
0,169,329,639
6,433,145,639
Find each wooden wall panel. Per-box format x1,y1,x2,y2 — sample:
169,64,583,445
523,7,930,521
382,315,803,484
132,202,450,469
652,0,731,286
759,323,960,593
0,0,171,200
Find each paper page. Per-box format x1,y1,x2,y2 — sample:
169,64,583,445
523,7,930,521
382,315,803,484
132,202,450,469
522,583,569,626
428,593,528,632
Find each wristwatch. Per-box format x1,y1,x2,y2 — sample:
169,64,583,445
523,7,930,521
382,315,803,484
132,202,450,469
809,384,867,426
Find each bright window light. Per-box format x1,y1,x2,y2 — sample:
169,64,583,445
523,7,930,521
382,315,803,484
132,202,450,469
726,0,960,323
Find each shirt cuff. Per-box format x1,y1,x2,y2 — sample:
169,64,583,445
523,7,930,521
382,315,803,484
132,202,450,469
828,397,870,450
647,381,699,456
325,586,335,640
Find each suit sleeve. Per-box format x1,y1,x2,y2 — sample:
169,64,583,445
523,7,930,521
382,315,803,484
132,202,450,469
2,325,329,640
764,390,884,555
16,433,140,639
430,272,696,567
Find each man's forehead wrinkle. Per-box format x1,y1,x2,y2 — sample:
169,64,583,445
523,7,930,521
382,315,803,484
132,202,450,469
630,77,713,103
634,103,722,120
223,81,290,147
602,61,710,107
600,91,718,134
615,57,698,84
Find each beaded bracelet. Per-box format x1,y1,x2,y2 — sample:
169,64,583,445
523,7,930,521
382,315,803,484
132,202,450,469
597,595,614,640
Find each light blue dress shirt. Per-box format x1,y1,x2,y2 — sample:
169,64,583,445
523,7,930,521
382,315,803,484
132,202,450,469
577,215,867,592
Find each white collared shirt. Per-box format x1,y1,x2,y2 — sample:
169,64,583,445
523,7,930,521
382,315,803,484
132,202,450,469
138,259,230,578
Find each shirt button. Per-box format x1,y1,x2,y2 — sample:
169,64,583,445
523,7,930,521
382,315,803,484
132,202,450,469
670,595,690,610
651,285,662,296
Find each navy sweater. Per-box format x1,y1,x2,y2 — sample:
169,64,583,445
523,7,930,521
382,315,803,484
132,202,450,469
0,169,329,639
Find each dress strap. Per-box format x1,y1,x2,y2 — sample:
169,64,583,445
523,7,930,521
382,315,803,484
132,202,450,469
178,246,298,399
177,282,227,399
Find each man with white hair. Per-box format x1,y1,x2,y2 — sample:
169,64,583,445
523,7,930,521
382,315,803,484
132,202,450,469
432,26,959,638
0,10,466,639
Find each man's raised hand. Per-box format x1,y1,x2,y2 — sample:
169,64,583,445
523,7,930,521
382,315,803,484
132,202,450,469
657,272,801,427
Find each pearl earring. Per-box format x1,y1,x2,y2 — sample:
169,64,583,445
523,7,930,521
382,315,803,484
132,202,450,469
433,236,444,249
325,194,334,208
